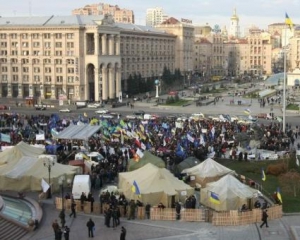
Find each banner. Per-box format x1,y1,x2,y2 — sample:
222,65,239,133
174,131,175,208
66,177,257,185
0,133,11,143
36,133,45,141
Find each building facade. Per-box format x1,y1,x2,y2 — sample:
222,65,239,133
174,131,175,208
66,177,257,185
156,17,194,73
72,3,135,24
146,7,168,27
0,15,176,101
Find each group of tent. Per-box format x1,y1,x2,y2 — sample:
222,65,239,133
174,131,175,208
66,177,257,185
0,142,260,212
120,151,260,211
0,142,80,192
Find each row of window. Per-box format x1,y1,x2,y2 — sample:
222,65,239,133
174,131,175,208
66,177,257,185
1,41,75,48
1,74,78,83
0,33,74,39
1,66,76,73
0,50,75,56
0,58,76,64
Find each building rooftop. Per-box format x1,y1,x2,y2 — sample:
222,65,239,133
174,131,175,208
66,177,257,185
0,15,168,34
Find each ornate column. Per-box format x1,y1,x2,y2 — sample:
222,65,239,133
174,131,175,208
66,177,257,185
109,67,115,99
101,34,107,55
29,84,33,97
40,85,45,99
51,85,56,99
115,36,120,55
109,35,114,55
102,67,108,100
7,83,12,97
94,33,99,56
17,84,23,98
115,67,121,96
94,68,99,102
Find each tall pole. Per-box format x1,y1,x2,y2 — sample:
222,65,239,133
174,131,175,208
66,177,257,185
283,27,287,133
48,165,52,198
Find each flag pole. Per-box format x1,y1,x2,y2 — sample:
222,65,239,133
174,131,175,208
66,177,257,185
283,26,287,133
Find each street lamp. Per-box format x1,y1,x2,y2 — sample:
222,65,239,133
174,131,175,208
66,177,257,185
43,157,55,199
58,175,71,227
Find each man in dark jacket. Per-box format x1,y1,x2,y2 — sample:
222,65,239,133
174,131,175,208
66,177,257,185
260,209,269,228
86,218,95,238
69,201,76,218
175,202,181,220
120,226,126,240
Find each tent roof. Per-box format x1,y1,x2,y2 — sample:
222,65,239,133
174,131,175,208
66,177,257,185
120,163,192,195
174,156,200,174
204,174,258,199
128,151,165,171
181,158,234,177
55,124,101,140
0,141,44,166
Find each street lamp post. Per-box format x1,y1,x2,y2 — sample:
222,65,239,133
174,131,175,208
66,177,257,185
43,157,55,199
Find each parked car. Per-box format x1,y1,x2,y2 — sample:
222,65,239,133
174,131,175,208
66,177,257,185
100,114,114,119
35,104,47,110
133,110,145,116
87,103,102,108
95,109,109,114
59,108,71,113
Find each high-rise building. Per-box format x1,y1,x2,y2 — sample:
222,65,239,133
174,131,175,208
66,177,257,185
72,3,134,24
146,7,168,27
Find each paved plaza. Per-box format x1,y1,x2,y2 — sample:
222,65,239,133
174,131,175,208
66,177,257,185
14,84,300,240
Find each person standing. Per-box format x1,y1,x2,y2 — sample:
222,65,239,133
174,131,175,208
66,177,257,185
120,226,126,240
86,218,95,238
80,192,86,211
52,219,60,240
260,209,269,228
69,201,76,218
145,203,151,219
63,225,70,240
175,202,181,220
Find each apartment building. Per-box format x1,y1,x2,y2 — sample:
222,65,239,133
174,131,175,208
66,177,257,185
146,7,168,27
194,38,212,77
156,17,194,73
0,15,176,101
72,3,134,24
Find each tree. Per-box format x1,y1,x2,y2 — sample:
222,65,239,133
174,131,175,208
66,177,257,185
279,170,300,197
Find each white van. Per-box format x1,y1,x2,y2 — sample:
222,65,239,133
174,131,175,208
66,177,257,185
72,175,91,200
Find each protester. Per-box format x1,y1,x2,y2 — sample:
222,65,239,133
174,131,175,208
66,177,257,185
260,209,269,228
86,218,95,238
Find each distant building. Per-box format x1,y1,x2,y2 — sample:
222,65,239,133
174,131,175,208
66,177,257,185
156,17,194,73
229,8,240,38
72,2,134,24
146,7,168,27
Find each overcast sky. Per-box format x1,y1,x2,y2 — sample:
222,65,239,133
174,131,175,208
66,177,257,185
1,0,299,32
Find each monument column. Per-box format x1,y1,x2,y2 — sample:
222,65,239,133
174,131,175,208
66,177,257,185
94,68,99,102
94,32,99,56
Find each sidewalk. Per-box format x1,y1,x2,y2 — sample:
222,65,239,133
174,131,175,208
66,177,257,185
15,189,300,240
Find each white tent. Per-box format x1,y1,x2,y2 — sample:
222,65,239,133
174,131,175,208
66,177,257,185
182,158,235,187
119,163,194,207
55,124,101,140
0,142,80,192
200,174,259,211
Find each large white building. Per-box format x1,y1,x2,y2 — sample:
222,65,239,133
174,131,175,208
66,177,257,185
146,7,168,27
0,15,177,101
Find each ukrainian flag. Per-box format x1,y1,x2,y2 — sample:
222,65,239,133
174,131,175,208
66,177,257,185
285,13,293,30
131,180,141,196
277,187,283,204
262,168,266,181
209,192,220,204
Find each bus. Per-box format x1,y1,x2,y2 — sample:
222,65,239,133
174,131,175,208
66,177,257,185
211,76,222,81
